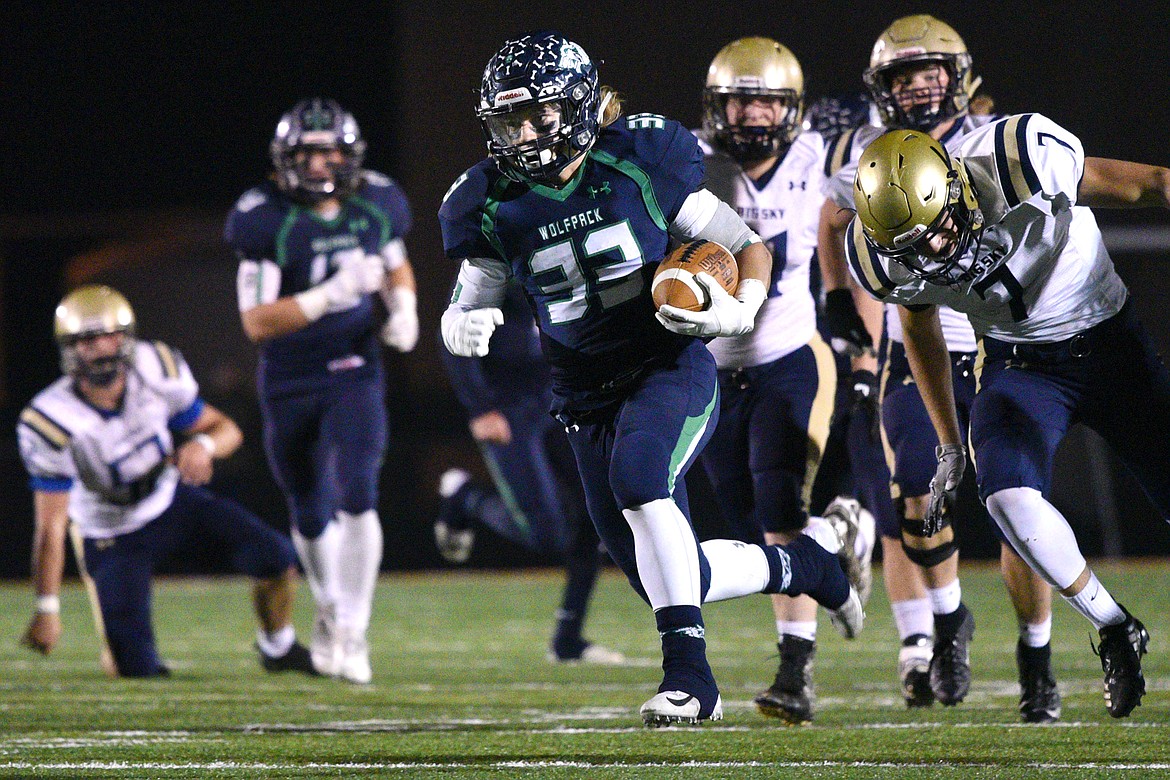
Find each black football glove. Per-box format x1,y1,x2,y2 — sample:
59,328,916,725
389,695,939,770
824,289,873,357
850,368,882,444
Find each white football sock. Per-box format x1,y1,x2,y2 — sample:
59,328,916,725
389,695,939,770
928,580,962,615
256,624,295,657
291,522,341,609
1065,571,1125,630
985,487,1087,590
335,509,383,634
700,539,770,602
623,498,701,610
778,620,818,642
891,597,934,641
1019,615,1053,648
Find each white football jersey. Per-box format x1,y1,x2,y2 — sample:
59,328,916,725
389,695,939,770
844,113,1126,343
698,130,825,368
824,116,999,353
17,341,202,538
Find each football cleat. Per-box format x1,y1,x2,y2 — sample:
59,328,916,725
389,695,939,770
823,496,875,606
930,604,975,705
1017,640,1061,723
336,626,372,685
754,636,816,725
259,640,319,676
547,642,627,665
435,469,475,564
828,586,865,640
1093,607,1149,718
898,635,935,708
640,691,723,727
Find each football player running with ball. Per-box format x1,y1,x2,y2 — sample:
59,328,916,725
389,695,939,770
848,119,1170,719
225,98,418,684
819,15,1059,719
440,30,863,727
695,37,874,725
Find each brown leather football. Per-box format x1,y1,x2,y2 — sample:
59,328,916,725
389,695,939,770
651,240,739,312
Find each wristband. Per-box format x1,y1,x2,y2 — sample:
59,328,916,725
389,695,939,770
192,433,216,457
36,594,60,614
382,285,417,314
294,285,330,323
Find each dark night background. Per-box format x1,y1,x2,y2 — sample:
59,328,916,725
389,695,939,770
3,2,1170,579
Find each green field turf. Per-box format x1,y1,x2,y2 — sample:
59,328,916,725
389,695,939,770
1,560,1169,778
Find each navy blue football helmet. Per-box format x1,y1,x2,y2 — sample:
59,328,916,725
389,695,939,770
477,31,600,184
270,98,366,202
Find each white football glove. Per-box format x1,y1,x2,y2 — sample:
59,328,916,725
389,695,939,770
381,287,419,352
442,307,503,357
295,250,385,321
656,275,766,338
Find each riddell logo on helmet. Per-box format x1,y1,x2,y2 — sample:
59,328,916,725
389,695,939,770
495,88,532,106
894,224,928,247
893,46,928,59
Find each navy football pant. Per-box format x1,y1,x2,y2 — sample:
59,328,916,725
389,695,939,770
811,348,898,536
972,300,1170,518
700,337,836,542
77,483,296,677
565,340,717,604
261,372,387,538
474,393,589,556
879,341,996,540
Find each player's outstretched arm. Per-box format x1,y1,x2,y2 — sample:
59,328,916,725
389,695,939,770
1079,158,1170,210
21,490,70,656
898,305,964,533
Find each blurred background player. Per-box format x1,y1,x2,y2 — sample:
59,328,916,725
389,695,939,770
696,37,874,724
817,14,1059,720
17,285,313,678
440,30,863,726
224,98,418,684
849,119,1170,718
435,278,624,665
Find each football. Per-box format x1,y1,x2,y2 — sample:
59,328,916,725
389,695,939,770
651,239,739,312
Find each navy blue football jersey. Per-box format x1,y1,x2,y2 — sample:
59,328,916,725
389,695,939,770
439,115,705,410
225,172,412,396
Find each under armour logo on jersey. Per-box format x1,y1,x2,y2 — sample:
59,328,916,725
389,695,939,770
788,181,807,191
586,182,611,198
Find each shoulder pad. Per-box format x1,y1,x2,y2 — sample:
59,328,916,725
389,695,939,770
360,170,392,188
19,404,73,451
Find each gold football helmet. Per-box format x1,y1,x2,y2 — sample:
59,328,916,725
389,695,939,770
864,15,978,132
55,285,137,382
703,37,804,162
852,130,983,284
